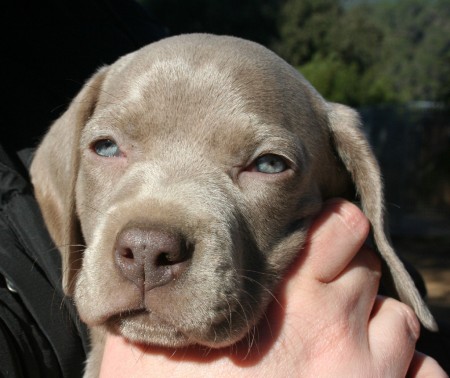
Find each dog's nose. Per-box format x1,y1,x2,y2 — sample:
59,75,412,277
115,228,191,291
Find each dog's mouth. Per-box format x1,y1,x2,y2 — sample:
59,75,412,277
105,308,148,326
104,309,193,347
102,303,256,348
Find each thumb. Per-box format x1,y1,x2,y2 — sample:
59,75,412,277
293,198,370,284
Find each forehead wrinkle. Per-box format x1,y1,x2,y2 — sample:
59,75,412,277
125,57,241,104
243,116,306,163
80,119,124,148
84,104,123,129
85,95,155,144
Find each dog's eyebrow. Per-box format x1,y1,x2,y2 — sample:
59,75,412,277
79,118,124,147
248,121,307,167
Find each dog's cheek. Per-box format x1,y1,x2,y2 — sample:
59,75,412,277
242,177,320,249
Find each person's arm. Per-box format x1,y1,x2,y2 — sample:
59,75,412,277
100,199,447,377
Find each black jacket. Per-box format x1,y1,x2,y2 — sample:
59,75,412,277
0,145,88,377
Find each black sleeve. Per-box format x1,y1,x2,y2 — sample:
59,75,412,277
0,279,61,378
0,145,88,378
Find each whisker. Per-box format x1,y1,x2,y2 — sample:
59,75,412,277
239,268,279,278
240,274,284,310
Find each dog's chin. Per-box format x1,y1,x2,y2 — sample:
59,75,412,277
104,310,250,349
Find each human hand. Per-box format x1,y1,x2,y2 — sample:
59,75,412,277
100,199,446,377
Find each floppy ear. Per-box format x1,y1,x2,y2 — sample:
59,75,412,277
326,103,437,331
30,68,108,296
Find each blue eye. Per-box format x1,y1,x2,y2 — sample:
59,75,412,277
255,154,287,174
93,139,122,157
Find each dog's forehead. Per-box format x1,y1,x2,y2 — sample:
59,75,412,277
92,35,327,157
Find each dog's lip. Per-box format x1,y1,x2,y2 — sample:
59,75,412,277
101,306,245,348
105,308,148,324
104,308,194,346
104,306,177,333
81,306,147,328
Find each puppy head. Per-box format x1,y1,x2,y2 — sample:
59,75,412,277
31,34,436,347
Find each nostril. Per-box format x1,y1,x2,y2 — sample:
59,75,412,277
156,252,174,266
155,242,193,267
120,247,134,260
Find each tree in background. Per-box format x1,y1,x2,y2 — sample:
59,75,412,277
273,0,341,65
275,0,449,106
372,0,450,104
283,2,388,106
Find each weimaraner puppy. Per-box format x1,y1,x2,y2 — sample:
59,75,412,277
30,34,436,376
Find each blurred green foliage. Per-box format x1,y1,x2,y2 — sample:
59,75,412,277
140,0,449,106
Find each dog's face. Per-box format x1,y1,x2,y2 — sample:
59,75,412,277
30,34,435,348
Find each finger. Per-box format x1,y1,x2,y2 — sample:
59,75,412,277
368,296,420,376
298,198,370,283
331,246,381,322
408,351,448,378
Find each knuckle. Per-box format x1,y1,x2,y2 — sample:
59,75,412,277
395,301,420,341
